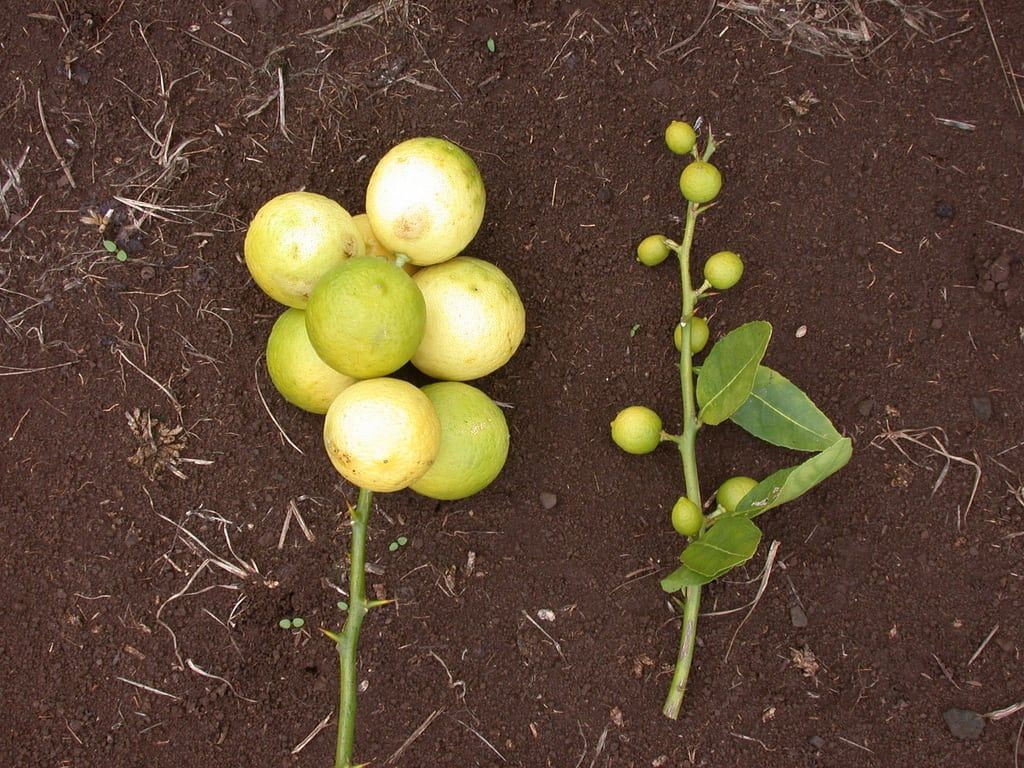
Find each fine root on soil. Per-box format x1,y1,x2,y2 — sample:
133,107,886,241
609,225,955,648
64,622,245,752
871,425,982,529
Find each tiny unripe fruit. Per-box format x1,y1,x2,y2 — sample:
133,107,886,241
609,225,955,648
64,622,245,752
704,251,744,290
637,234,670,267
674,316,709,355
716,476,759,514
679,161,722,204
665,121,697,155
671,497,703,537
610,405,663,455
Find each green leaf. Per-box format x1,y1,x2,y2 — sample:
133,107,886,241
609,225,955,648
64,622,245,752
696,321,772,425
660,564,715,593
736,437,853,517
115,250,128,262
681,517,762,578
730,366,842,452
486,37,496,53
102,240,117,252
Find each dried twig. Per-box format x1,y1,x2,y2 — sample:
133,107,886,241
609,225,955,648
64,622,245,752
385,708,445,764
306,0,404,39
36,89,76,188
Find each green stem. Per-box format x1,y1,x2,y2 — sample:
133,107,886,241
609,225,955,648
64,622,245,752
335,487,373,768
663,200,704,720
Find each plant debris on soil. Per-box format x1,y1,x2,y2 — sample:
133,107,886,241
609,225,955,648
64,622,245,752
1,1,1022,766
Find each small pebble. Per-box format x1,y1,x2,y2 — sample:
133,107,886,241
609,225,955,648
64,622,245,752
930,318,943,330
857,398,875,418
139,266,155,281
790,604,808,628
795,325,807,338
537,608,555,622
971,395,993,421
935,201,955,219
943,708,985,740
597,187,613,204
322,6,336,20
539,492,557,510
808,735,825,750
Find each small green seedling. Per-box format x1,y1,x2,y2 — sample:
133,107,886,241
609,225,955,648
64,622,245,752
611,120,851,719
102,239,128,262
487,37,496,53
278,616,306,630
629,323,641,338
387,535,409,553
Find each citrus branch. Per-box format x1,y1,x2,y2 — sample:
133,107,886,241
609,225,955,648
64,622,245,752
334,486,373,768
663,197,704,720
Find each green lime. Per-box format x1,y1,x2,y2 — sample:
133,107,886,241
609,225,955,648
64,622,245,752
679,161,722,204
673,315,709,355
410,382,510,501
665,121,697,155
704,251,744,290
610,406,662,455
671,497,703,537
637,234,671,267
716,476,759,514
266,308,357,414
305,256,426,378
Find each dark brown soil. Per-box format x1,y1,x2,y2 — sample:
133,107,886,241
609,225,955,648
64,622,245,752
2,1,1023,766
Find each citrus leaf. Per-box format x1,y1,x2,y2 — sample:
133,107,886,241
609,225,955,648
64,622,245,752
736,437,853,517
730,366,842,452
681,517,762,578
660,564,715,593
696,321,772,425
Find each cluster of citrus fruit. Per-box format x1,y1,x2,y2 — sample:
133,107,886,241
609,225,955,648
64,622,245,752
244,137,525,499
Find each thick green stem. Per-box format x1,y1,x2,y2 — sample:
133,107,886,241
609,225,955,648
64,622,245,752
335,487,373,768
663,200,704,720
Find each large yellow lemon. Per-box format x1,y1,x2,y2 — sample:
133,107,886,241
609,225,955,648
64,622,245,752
323,378,441,492
365,137,485,266
412,256,525,381
266,308,356,414
244,191,364,308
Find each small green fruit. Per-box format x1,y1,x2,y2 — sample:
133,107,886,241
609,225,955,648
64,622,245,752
704,251,744,290
665,121,697,155
636,234,670,267
679,161,722,204
716,476,759,514
673,316,709,355
671,497,703,537
610,406,663,455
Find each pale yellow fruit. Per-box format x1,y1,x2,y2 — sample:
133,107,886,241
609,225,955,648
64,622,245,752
323,378,441,492
244,191,365,308
411,256,525,381
351,213,418,276
305,256,426,379
266,308,356,414
365,137,485,266
410,382,510,500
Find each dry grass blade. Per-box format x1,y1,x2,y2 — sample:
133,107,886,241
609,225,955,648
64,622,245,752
306,0,404,39
452,717,507,763
254,354,304,454
386,707,445,764
292,710,334,754
36,89,76,188
871,426,982,529
977,0,1024,116
721,0,942,59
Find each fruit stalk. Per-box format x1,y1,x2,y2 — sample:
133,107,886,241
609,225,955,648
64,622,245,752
335,486,373,768
663,199,704,720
